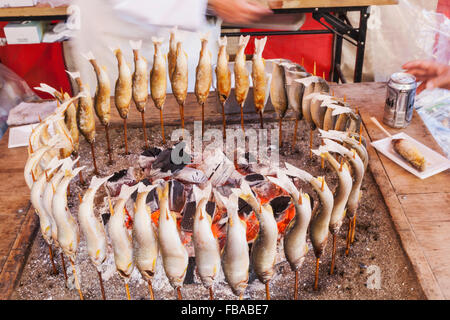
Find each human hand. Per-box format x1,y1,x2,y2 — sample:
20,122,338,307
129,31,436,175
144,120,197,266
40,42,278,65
208,0,273,24
402,60,450,94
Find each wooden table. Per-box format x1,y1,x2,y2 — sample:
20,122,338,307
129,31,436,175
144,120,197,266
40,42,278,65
0,5,69,21
0,82,448,299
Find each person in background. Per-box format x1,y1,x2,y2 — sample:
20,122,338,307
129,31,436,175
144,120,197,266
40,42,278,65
209,0,273,23
403,60,450,93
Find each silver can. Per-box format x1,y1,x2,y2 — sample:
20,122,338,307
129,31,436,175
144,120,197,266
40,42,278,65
383,72,417,128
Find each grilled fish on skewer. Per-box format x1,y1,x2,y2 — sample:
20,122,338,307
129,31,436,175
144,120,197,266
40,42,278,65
24,138,59,189
109,184,138,279
157,182,189,298
195,33,213,137
62,93,80,155
150,37,167,144
234,35,250,131
214,190,249,298
310,94,333,129
192,184,220,299
168,26,177,81
392,138,426,172
234,180,278,300
270,59,288,144
216,36,231,137
252,37,268,128
52,165,85,261
133,183,159,300
284,162,334,290
171,41,188,129
323,139,364,254
130,40,149,147
322,102,351,132
267,171,311,299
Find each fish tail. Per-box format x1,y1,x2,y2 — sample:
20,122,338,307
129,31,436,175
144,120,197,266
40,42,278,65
238,35,250,49
34,83,58,97
193,183,212,204
89,174,114,191
137,182,156,194
71,166,86,178
267,171,299,203
81,51,95,61
284,162,313,182
199,32,210,42
118,184,139,200
66,70,81,80
254,37,267,57
151,37,164,45
218,36,227,47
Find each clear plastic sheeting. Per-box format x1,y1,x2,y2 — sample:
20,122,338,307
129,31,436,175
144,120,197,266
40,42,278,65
0,64,38,139
415,88,450,159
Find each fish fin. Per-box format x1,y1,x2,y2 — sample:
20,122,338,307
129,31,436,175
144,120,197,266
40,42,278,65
70,166,85,179
89,174,114,191
284,162,313,182
129,39,143,50
193,183,212,205
151,37,164,45
118,184,139,201
66,70,80,80
34,83,57,97
254,37,267,57
267,171,299,203
199,32,210,42
81,51,95,61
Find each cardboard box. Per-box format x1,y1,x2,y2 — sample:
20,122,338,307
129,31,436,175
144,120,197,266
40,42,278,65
4,21,44,44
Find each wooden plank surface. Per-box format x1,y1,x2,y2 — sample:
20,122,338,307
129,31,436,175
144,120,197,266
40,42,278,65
0,6,68,18
280,0,398,9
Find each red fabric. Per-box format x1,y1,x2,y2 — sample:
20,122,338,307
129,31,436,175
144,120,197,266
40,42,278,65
242,13,333,80
0,21,72,99
437,0,449,17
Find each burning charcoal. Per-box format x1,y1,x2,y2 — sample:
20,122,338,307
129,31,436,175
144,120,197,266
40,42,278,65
169,179,186,213
101,213,110,225
106,168,137,197
206,201,216,218
138,146,162,168
180,201,196,231
269,196,291,221
244,173,265,186
173,167,208,184
238,198,253,218
146,187,159,212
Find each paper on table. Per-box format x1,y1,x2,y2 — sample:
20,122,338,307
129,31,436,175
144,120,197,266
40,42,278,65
8,123,39,149
371,132,450,180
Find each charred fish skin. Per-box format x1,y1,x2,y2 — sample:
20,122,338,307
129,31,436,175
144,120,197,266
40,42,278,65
192,184,221,289
157,182,188,289
234,35,250,105
216,191,249,297
270,60,288,118
171,42,189,106
130,40,149,113
252,37,268,114
133,183,159,282
235,181,278,284
216,36,231,103
52,166,85,261
195,34,213,105
114,48,133,119
79,175,112,268
109,184,138,278
267,172,311,271
168,26,178,82
63,93,80,154
150,37,167,110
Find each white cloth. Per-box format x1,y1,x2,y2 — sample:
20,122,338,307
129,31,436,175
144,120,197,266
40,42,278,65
67,0,220,95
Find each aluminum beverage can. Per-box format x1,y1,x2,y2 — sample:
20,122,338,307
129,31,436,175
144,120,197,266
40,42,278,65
383,72,417,128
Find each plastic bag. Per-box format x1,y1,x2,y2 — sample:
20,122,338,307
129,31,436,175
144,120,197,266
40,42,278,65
0,63,38,139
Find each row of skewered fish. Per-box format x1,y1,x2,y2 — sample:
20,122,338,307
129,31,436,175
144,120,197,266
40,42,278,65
24,94,368,299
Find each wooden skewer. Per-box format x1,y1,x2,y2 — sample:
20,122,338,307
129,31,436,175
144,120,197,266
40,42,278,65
98,270,106,300
148,280,155,300
240,103,245,132
221,101,227,139
76,158,84,185
301,56,304,66
345,218,352,256
294,270,299,300
313,61,317,76
265,282,271,300
160,108,166,144
314,257,320,291
141,111,149,149
239,293,244,300
104,125,113,163
292,118,299,147
179,104,185,130
90,142,99,175
47,244,57,275
70,259,84,300
123,118,129,154
60,252,68,281
177,287,183,300
201,103,205,139
370,116,392,137
351,214,357,244
330,234,337,275
209,287,214,300
259,111,264,129
125,282,131,300
278,117,282,148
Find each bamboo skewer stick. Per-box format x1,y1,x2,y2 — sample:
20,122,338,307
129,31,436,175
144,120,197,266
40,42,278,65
239,294,244,300
259,111,264,129
60,252,68,281
125,282,131,300
160,108,166,144
351,214,357,244
202,103,205,139
141,111,149,149
76,158,84,185
345,219,352,256
104,125,113,163
70,260,84,300
209,287,214,300
98,270,106,300
47,244,57,275
279,117,282,148
177,287,183,300
179,104,185,130
265,282,271,300
314,258,320,291
330,234,337,275
90,142,99,175
240,103,245,132
294,270,299,300
148,280,155,300
123,118,129,154
221,101,227,139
